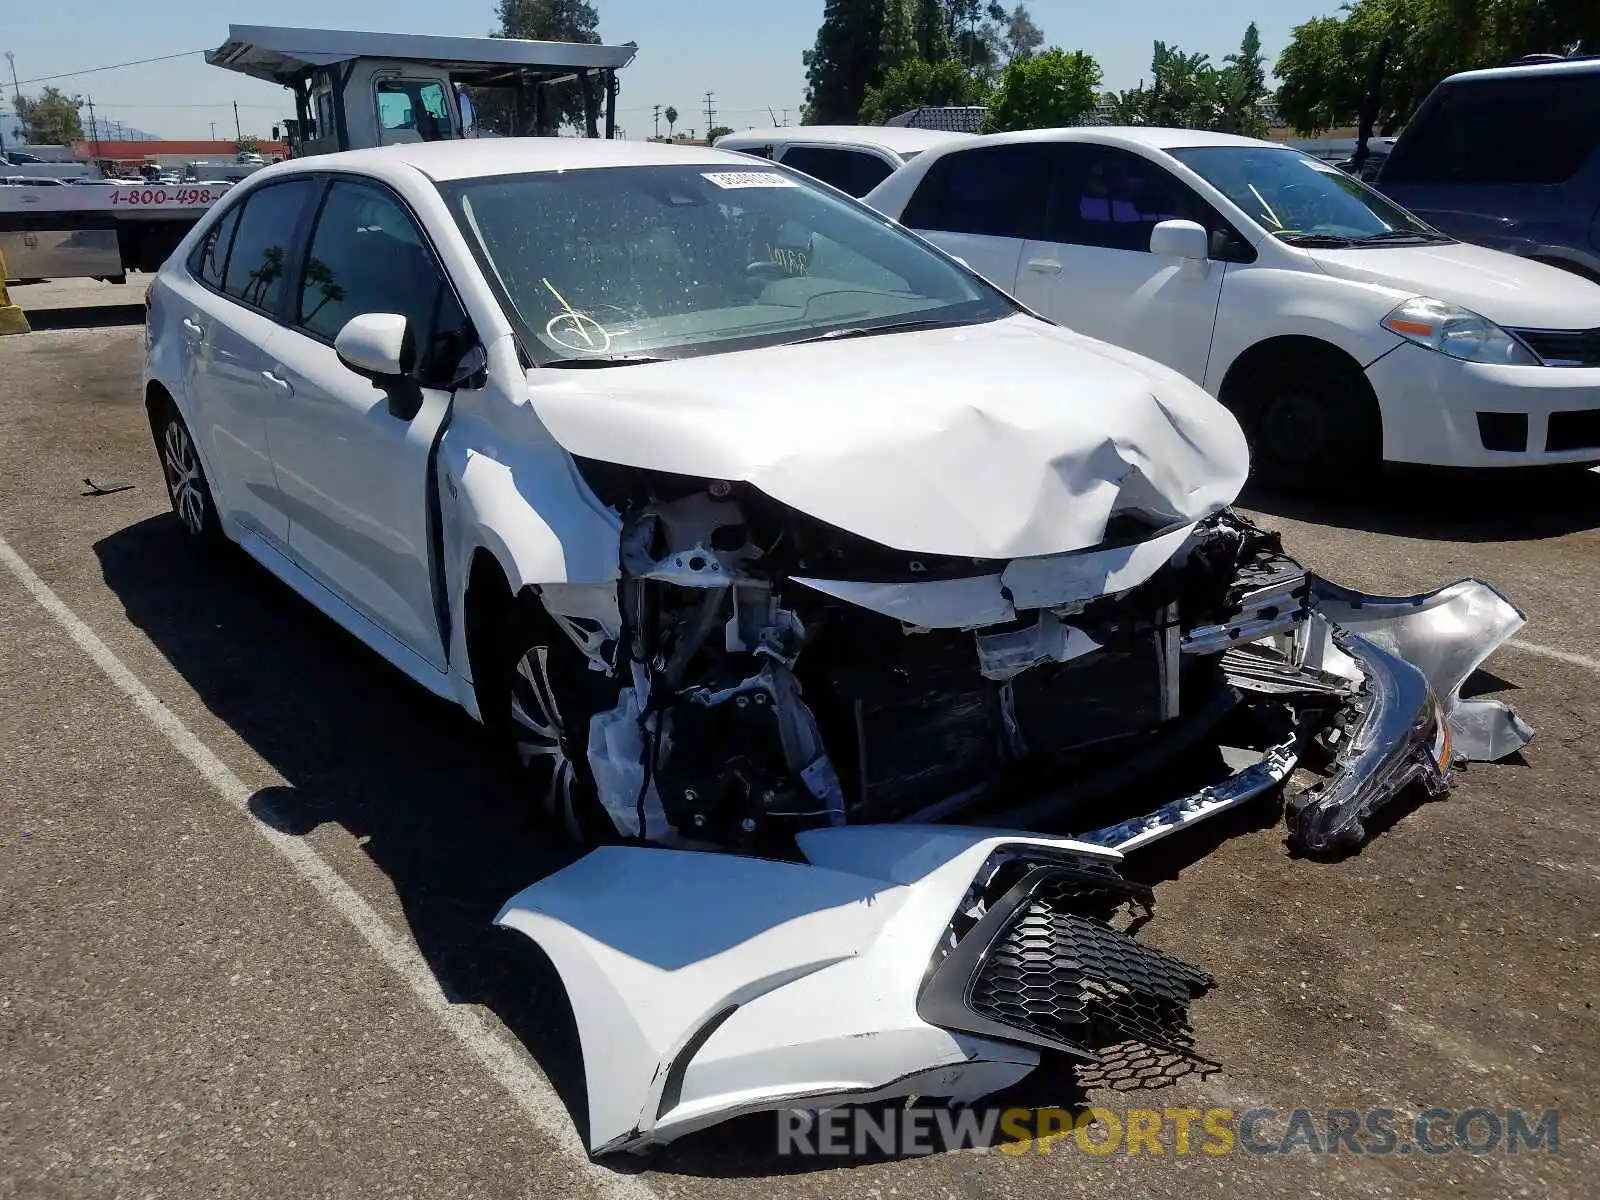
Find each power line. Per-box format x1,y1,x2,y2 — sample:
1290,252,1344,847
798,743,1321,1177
13,49,206,87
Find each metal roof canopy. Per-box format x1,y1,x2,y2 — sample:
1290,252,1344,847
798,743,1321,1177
206,25,639,88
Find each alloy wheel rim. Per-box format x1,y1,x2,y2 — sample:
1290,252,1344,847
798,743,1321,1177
509,645,582,840
161,420,206,536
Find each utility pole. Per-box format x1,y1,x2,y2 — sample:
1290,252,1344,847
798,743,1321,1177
702,91,716,139
652,104,661,138
210,121,217,141
782,109,791,126
5,51,19,103
233,100,242,143
85,95,100,161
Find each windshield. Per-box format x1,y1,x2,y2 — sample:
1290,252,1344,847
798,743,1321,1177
1170,145,1442,245
441,163,1012,364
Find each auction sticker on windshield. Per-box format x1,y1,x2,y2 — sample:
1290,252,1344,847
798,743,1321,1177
702,171,797,189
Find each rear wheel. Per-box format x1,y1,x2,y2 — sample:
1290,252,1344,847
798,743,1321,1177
1226,347,1383,492
153,401,223,549
491,603,621,847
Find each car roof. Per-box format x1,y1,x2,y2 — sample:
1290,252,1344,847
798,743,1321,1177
1442,56,1600,84
947,126,1283,154
717,125,975,154
247,136,783,184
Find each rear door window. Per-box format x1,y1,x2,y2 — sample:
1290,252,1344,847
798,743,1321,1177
1383,73,1600,186
777,146,895,197
220,179,319,314
900,144,1050,240
189,202,242,289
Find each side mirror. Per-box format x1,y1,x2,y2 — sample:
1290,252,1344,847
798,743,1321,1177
335,313,414,379
1149,219,1210,261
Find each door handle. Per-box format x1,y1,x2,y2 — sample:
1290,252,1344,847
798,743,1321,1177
260,369,294,396
180,316,205,338
1025,259,1063,274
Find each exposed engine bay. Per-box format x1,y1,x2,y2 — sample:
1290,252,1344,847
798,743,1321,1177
540,462,1530,859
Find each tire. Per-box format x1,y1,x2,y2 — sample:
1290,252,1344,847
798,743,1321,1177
153,400,224,549
1227,348,1383,493
491,601,622,847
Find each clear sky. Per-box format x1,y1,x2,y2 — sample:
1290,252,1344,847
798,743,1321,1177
3,1,1331,142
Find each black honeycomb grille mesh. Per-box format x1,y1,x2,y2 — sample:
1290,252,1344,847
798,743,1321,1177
968,869,1215,1060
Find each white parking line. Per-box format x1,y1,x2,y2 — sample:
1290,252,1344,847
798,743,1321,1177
1507,639,1600,676
0,533,657,1200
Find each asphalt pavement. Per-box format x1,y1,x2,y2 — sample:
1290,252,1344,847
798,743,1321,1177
2,314,1597,1199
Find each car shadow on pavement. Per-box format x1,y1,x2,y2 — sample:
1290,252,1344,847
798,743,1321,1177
1241,465,1600,542
93,515,597,1146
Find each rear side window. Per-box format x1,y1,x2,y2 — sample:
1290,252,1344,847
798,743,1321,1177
901,144,1049,240
189,203,242,289
777,146,895,197
1383,73,1600,186
1042,144,1218,252
221,179,318,312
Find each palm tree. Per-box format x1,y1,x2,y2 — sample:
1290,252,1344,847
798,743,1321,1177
664,105,679,139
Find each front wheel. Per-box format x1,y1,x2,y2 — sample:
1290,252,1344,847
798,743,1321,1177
492,604,622,847
1227,350,1383,493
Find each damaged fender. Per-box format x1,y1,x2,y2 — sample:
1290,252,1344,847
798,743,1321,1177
495,827,1209,1155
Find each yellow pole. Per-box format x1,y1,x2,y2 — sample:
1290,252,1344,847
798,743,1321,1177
0,247,29,336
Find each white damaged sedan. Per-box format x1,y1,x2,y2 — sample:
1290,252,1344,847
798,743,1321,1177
144,138,1531,1152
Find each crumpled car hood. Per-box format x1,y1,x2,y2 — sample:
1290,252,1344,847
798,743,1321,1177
525,315,1250,560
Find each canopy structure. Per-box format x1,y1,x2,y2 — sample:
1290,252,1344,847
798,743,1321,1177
206,25,638,89
207,25,638,141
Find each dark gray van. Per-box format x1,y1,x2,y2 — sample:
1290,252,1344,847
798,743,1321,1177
1378,57,1600,282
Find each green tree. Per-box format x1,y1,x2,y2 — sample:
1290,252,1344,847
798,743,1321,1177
663,105,679,136
880,0,918,72
912,0,952,61
860,57,992,123
1275,0,1600,140
491,0,603,134
1002,4,1045,61
707,125,734,141
1145,43,1222,128
803,0,888,123
983,47,1102,132
12,87,84,145
1217,21,1269,136
234,135,260,154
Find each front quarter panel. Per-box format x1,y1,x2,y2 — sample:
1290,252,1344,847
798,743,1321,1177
1206,257,1409,392
439,334,623,685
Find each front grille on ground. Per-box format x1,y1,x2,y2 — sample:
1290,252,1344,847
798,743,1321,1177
969,901,1214,1058
1546,408,1600,453
1509,326,1600,367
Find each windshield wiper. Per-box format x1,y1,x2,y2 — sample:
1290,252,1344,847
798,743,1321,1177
1353,229,1454,245
544,354,670,368
1276,232,1356,248
783,317,977,346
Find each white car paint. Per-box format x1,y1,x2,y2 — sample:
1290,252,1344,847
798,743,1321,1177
144,137,1248,718
527,315,1247,561
866,126,1600,468
714,125,974,196
496,825,1119,1153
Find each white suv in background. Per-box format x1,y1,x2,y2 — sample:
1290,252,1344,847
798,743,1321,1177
867,128,1600,485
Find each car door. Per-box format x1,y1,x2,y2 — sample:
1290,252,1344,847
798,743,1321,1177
263,176,476,672
898,142,1050,291
168,178,320,546
1012,144,1226,383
